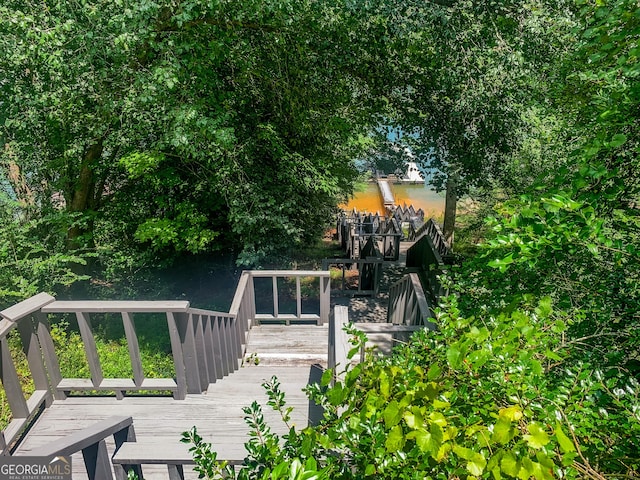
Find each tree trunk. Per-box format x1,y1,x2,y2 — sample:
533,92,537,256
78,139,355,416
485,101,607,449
443,174,457,250
67,141,102,250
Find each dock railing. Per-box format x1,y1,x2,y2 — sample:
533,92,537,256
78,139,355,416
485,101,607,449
406,232,446,303
387,273,435,327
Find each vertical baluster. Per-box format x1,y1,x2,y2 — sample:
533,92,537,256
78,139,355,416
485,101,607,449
166,312,187,400
176,313,202,395
272,276,280,323
0,336,29,419
296,276,302,320
76,312,103,388
17,315,51,404
219,317,231,376
203,316,219,383
193,314,210,390
121,312,144,388
320,275,330,326
34,312,65,400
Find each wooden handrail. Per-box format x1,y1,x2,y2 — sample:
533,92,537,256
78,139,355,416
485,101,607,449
41,300,190,313
28,416,134,457
388,273,435,327
24,415,139,480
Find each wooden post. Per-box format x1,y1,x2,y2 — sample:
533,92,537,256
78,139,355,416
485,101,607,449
320,275,330,326
34,312,65,400
443,174,457,248
81,439,113,480
17,316,52,404
166,313,187,400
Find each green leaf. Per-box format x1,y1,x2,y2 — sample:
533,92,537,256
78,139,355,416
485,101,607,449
413,423,444,456
609,133,627,147
554,423,576,453
383,400,402,428
493,418,517,444
446,345,463,369
524,422,550,449
454,445,487,476
498,406,523,422
501,452,519,477
385,425,405,452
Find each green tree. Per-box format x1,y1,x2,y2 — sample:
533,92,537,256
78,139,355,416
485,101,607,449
0,0,377,267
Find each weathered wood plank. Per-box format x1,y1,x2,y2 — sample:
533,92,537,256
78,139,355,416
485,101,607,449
254,314,321,323
82,439,113,480
0,318,15,338
17,318,51,399
27,416,133,457
356,324,424,333
121,312,144,387
0,293,55,322
57,378,177,392
112,441,245,466
177,313,202,394
35,312,65,400
42,301,190,313
76,312,103,387
228,272,251,316
192,314,210,390
0,337,29,418
320,277,330,326
296,277,302,320
209,317,223,380
328,306,350,382
201,316,217,383
249,270,330,278
166,312,187,400
272,276,279,323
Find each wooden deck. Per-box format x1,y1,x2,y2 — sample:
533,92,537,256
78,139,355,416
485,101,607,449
15,363,323,479
1,250,437,479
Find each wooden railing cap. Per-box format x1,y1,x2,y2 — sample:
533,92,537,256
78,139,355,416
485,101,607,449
0,293,55,322
42,300,190,313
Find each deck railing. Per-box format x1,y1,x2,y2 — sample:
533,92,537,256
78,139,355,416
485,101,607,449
407,218,450,257
0,293,56,455
18,415,139,480
337,212,402,261
230,270,330,327
405,233,446,303
321,258,383,296
0,269,330,455
387,273,435,327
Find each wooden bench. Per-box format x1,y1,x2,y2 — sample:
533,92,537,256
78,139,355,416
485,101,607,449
112,441,245,480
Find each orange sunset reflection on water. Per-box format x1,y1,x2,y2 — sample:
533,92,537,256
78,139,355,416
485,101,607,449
342,182,445,219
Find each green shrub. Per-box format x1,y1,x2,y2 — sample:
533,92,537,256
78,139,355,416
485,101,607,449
185,298,639,479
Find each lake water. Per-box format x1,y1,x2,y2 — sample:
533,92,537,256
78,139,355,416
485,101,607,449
342,182,445,218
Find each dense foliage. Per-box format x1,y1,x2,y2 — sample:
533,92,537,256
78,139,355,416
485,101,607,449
0,0,374,277
185,303,639,479
1,0,639,477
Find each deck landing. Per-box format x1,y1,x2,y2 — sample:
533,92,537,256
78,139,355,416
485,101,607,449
14,365,322,479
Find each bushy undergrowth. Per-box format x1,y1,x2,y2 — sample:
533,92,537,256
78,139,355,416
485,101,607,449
185,298,640,479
